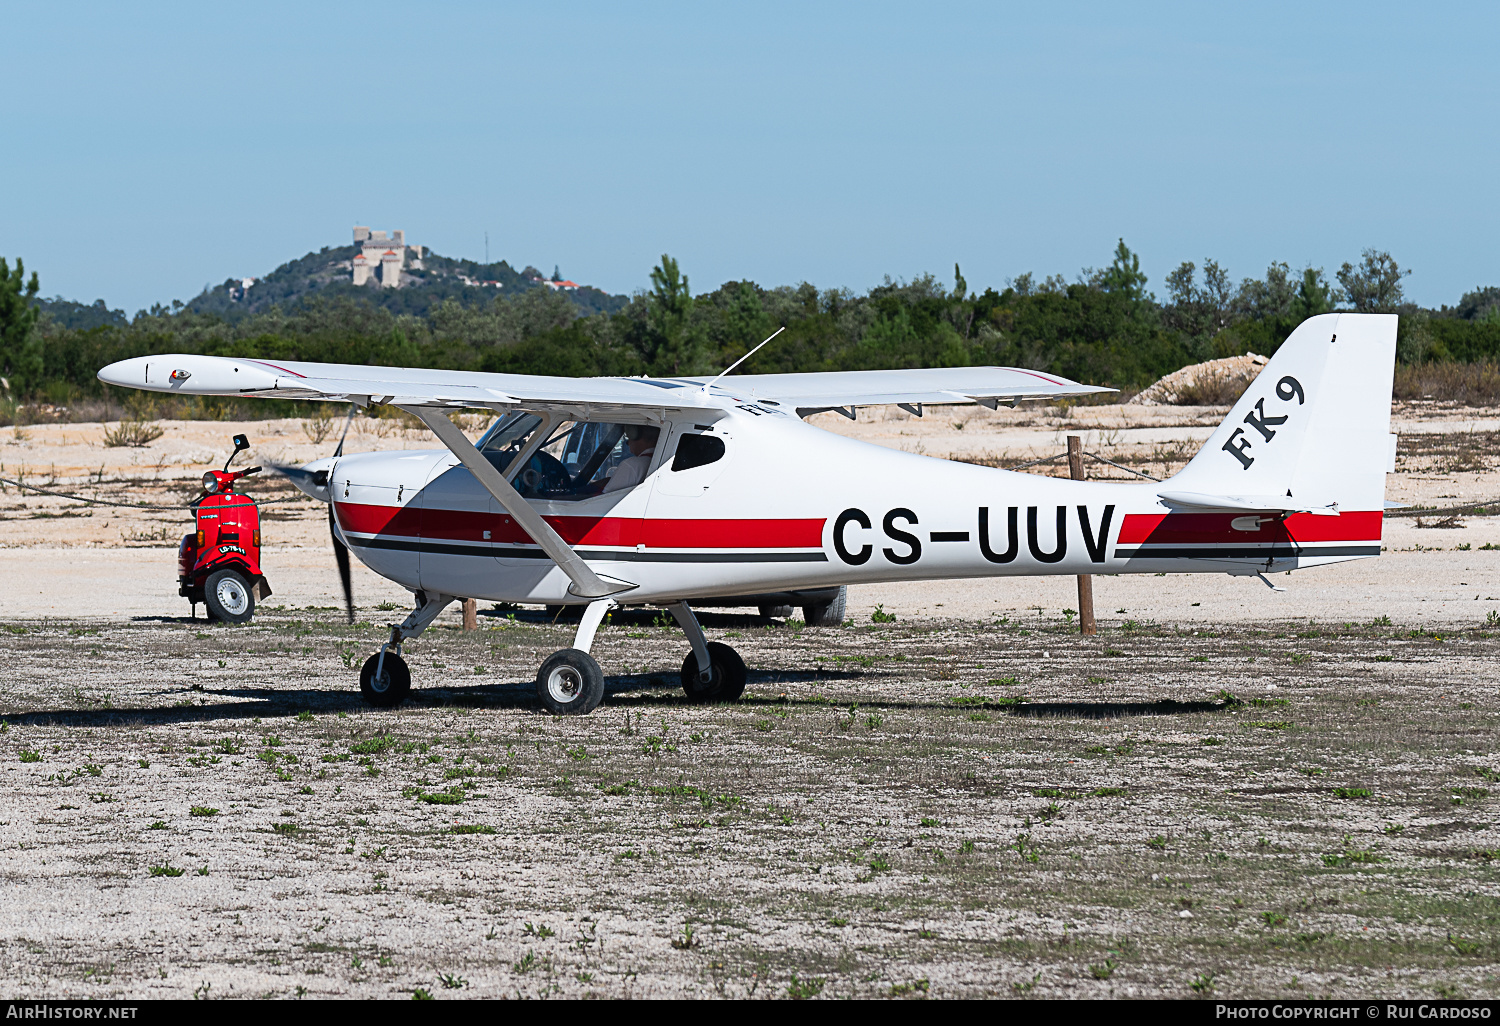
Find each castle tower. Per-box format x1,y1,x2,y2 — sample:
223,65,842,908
352,226,414,287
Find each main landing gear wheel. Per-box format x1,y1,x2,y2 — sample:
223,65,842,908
536,649,605,715
802,586,847,627
204,568,255,625
360,651,411,708
681,642,747,704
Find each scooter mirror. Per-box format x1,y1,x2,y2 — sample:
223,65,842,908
225,434,251,470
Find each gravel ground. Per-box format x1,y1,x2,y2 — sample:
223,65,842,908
1,607,1498,999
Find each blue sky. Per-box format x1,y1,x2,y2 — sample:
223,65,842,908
3,1,1496,313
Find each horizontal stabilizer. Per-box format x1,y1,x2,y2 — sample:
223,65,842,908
1157,490,1338,515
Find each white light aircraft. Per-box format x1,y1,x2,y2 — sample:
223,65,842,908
99,313,1396,714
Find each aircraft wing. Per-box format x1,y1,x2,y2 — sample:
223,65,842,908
97,354,722,415
98,354,1108,417
680,366,1113,415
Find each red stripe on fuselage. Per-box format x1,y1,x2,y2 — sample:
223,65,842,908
333,501,825,549
1116,510,1383,546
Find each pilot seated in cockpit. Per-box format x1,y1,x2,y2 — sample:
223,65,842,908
602,425,659,494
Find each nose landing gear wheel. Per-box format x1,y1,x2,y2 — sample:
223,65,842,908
681,642,747,703
360,651,411,708
536,648,605,715
204,568,255,624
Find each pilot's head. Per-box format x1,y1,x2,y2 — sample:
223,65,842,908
624,424,659,454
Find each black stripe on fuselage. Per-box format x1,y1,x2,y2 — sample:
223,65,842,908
1113,545,1381,559
349,536,828,563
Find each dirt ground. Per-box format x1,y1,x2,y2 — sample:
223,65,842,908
0,401,1498,999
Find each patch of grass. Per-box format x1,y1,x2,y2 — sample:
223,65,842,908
350,734,396,756
1092,787,1127,797
19,750,41,763
1012,833,1041,863
452,824,495,835
148,863,184,877
648,784,741,808
418,790,465,806
272,822,301,835
870,605,897,624
1322,834,1384,866
189,806,218,817
1246,721,1292,730
1449,936,1486,957
890,979,930,996
1089,959,1116,980
786,973,825,999
1332,787,1372,799
1261,911,1288,928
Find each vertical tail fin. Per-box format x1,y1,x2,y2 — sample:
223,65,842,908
1165,313,1397,513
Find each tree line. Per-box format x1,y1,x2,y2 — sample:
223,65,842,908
2,242,1497,406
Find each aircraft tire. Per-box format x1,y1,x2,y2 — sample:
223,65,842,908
204,568,255,625
802,586,847,628
758,604,794,620
536,648,605,715
681,642,747,703
359,651,411,708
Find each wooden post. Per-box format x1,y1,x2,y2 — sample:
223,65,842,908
462,597,478,631
1067,435,1097,636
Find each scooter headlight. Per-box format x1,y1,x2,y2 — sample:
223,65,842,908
202,472,220,494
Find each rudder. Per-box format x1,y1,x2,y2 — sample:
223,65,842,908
1165,313,1397,514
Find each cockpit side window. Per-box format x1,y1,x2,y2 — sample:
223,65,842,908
671,433,725,472
508,421,659,501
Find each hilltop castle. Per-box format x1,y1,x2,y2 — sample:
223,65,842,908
351,226,424,287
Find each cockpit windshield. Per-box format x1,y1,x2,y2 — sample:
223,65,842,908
476,412,544,477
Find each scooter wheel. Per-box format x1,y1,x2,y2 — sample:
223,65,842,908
204,568,255,625
681,642,747,703
360,651,411,708
535,649,605,715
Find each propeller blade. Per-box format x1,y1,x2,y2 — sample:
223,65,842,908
329,505,354,624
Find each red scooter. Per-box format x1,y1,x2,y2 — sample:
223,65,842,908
178,434,272,624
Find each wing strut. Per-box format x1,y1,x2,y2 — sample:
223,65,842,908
401,406,633,599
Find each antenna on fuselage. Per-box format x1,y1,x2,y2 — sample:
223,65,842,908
701,326,785,393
